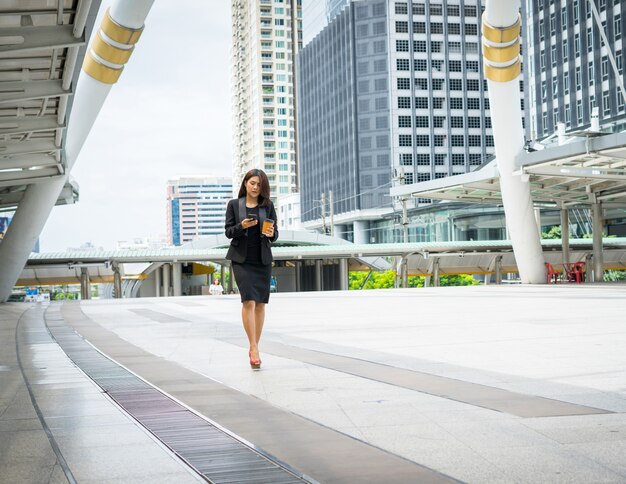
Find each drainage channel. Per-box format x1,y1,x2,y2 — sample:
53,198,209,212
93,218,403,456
44,304,309,484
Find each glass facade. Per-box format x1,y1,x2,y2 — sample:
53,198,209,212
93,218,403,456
298,0,495,238
523,0,626,139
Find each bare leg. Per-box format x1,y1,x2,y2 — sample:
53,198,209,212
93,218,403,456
241,301,259,360
254,303,266,345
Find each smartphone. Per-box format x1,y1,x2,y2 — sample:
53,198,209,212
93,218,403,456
247,214,258,221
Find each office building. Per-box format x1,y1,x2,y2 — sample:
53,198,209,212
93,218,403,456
523,0,625,140
298,0,495,242
276,192,303,230
231,0,302,197
166,177,232,246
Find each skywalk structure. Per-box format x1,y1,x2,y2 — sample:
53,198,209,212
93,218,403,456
0,0,157,302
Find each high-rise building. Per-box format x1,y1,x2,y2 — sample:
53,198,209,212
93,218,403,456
231,0,302,197
166,177,232,246
298,0,495,243
522,0,625,140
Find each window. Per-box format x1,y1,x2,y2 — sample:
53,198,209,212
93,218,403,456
376,135,389,148
359,118,370,131
404,173,414,184
465,24,477,36
395,21,408,33
399,134,412,146
450,79,463,91
416,135,429,146
468,117,481,128
396,39,409,52
431,22,443,34
395,2,407,14
434,135,446,146
415,59,428,71
603,92,610,115
452,154,465,165
417,173,431,182
414,22,426,34
398,97,411,109
400,153,413,165
602,56,609,79
430,4,442,15
466,79,480,91
358,80,369,93
464,6,477,17
451,135,464,147
374,59,387,72
413,4,425,15
434,154,446,165
448,23,460,35
575,33,580,57
360,137,371,149
616,15,622,39
450,98,463,109
415,116,429,127
577,99,583,123
433,116,445,128
398,115,411,128
375,97,387,110
397,59,410,71
448,5,459,16
376,116,388,129
416,97,429,108
416,154,430,165
588,64,594,85
358,62,369,75
397,78,410,89
359,99,370,111
373,40,386,53
432,79,444,90
415,78,428,90
432,98,444,109
451,116,464,128
575,66,582,90
449,60,462,72
467,98,480,109
414,41,427,52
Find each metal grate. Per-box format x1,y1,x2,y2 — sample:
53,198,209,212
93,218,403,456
44,305,307,484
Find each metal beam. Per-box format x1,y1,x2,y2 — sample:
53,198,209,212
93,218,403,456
0,25,84,55
0,140,59,157
526,166,626,181
0,116,64,136
0,168,61,186
0,80,70,104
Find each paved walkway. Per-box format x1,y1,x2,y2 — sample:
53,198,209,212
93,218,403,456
1,284,625,483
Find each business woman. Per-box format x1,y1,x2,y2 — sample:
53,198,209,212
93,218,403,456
225,169,278,369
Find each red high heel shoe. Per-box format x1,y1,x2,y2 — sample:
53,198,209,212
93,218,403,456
249,350,261,370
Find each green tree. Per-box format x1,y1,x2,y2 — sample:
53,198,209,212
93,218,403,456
541,226,561,239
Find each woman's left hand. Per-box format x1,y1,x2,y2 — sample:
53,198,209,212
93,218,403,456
263,225,274,238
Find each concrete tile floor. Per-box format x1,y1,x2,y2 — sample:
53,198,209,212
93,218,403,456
75,285,626,483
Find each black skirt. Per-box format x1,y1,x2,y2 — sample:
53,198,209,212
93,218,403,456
232,261,272,303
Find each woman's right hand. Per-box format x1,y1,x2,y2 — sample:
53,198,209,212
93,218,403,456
242,217,258,229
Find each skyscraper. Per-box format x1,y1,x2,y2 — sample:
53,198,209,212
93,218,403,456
166,177,232,246
523,1,625,139
298,0,495,243
231,0,302,197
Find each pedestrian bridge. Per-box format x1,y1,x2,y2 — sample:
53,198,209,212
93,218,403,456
18,235,626,296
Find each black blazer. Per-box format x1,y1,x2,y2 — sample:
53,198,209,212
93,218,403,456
225,197,279,265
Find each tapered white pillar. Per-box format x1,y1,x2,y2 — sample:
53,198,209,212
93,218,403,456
155,266,161,297
162,264,171,297
0,1,155,302
483,1,545,283
592,202,604,282
560,208,570,265
172,263,182,297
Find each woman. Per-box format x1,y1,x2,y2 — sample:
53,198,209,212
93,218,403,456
225,169,278,369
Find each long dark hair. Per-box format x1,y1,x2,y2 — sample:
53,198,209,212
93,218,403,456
237,169,271,207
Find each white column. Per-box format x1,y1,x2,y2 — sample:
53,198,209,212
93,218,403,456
353,220,370,245
592,202,604,282
483,1,545,283
162,264,171,297
560,208,570,265
339,258,349,291
172,263,182,296
314,260,323,291
0,1,155,302
155,266,161,297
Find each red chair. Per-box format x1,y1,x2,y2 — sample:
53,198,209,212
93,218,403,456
563,262,586,283
545,262,560,284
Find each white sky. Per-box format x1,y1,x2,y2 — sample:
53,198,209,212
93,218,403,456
40,1,232,251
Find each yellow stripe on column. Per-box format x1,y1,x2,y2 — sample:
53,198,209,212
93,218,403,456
82,54,123,84
482,14,521,44
482,39,520,64
101,8,144,45
91,32,134,65
484,58,521,83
